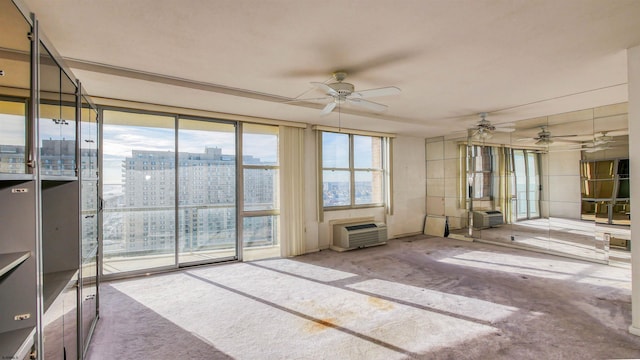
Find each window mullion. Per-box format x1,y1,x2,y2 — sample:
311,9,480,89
350,134,355,207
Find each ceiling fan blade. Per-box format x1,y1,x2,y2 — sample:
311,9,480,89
285,96,332,104
320,102,337,116
583,146,611,153
347,98,388,113
494,127,516,133
536,138,553,145
550,134,578,138
593,138,616,145
351,86,401,98
311,82,338,96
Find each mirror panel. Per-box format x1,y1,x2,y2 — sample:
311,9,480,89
450,104,630,265
426,106,629,265
506,116,549,251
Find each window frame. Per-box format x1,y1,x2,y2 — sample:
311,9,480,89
469,145,493,201
241,122,280,248
320,131,386,210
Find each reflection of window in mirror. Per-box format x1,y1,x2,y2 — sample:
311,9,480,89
617,159,630,198
594,160,614,178
470,145,493,200
594,180,615,198
618,180,630,198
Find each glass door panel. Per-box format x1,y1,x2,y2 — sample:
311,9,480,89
513,150,527,220
511,148,548,251
0,100,27,174
79,97,98,354
0,1,30,175
178,118,236,264
102,110,176,274
526,152,540,218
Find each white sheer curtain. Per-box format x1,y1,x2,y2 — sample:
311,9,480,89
279,125,306,256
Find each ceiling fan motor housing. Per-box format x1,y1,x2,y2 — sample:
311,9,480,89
329,82,354,96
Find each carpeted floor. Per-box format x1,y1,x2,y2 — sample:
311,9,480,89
86,235,640,359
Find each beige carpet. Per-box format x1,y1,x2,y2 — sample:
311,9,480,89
87,235,640,359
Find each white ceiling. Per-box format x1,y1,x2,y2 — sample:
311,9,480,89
19,0,640,137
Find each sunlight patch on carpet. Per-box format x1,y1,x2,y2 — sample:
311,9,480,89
111,272,404,359
438,251,630,289
111,263,499,359
347,279,519,323
188,263,498,355
254,258,358,282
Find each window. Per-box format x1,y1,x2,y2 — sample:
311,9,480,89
321,131,385,208
469,145,493,200
512,149,540,220
242,123,279,249
102,109,176,273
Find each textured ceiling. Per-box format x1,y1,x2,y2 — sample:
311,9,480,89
18,0,640,137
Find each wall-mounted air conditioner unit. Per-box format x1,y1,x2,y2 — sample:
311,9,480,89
473,210,503,229
332,222,387,251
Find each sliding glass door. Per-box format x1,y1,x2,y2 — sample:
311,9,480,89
526,151,541,218
513,149,540,220
178,118,237,264
101,108,283,276
101,109,243,275
102,110,176,274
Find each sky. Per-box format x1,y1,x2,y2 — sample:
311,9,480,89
1,113,370,185
102,123,278,184
321,132,379,182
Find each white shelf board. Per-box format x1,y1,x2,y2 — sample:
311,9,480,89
0,252,30,278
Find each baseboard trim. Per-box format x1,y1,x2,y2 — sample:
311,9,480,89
447,233,474,242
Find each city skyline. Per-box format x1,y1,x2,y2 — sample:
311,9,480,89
102,123,277,184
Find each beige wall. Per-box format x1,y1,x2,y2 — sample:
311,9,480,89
546,150,582,219
425,136,466,230
387,136,427,237
303,131,427,252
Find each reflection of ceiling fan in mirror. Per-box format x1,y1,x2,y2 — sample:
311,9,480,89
518,126,578,145
469,113,514,140
580,131,619,152
292,72,401,115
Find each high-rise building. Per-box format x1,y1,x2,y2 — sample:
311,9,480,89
117,147,274,254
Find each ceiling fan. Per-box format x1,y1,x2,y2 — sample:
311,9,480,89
580,131,618,152
469,113,514,140
591,131,616,146
519,126,578,145
294,72,401,115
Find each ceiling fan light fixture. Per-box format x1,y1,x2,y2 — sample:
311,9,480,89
473,129,493,140
328,81,355,95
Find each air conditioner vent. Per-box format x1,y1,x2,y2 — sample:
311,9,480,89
332,222,387,251
473,211,503,229
345,223,377,231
